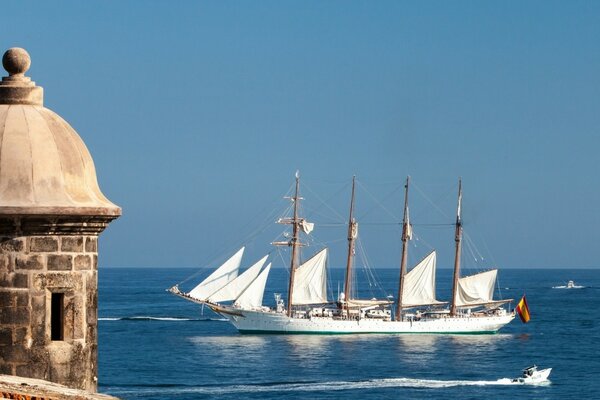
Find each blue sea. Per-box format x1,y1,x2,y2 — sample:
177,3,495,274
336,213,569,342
98,267,600,399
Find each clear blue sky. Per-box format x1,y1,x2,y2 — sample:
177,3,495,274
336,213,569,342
2,1,599,268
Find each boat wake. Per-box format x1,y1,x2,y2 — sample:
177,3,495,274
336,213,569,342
98,316,228,322
106,376,550,396
552,285,585,289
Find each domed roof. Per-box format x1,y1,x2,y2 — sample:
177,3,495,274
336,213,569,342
0,48,120,216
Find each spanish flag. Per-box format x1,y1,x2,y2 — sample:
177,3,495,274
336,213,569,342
516,295,530,323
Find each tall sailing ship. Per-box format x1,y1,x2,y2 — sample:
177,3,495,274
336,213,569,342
169,174,515,334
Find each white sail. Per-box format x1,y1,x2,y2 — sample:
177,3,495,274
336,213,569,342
301,220,314,234
207,255,268,303
235,263,271,309
455,269,497,307
402,251,444,307
188,247,244,300
292,248,328,305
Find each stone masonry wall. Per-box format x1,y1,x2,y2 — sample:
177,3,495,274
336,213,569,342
0,235,99,392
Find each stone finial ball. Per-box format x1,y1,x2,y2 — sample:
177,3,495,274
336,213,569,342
2,48,31,75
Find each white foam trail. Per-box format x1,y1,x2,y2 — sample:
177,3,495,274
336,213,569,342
108,376,550,396
98,316,228,322
552,285,585,289
127,316,195,321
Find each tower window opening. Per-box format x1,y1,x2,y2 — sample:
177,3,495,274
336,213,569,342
51,293,64,341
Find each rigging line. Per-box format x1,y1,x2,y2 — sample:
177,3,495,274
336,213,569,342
411,180,453,222
354,239,368,297
309,177,352,185
314,237,347,246
275,248,291,278
302,180,349,223
326,257,334,304
243,208,289,245
355,238,388,298
496,273,504,301
464,232,485,263
479,233,498,268
357,222,402,226
276,201,295,222
410,232,435,253
178,178,298,287
463,237,480,276
329,222,402,227
179,179,296,284
355,180,402,221
317,222,402,227
176,198,286,286
282,179,297,200
301,207,345,225
412,223,454,227
355,178,412,186
463,234,480,265
317,223,352,227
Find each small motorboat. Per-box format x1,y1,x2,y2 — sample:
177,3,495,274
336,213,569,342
552,280,584,289
512,365,552,383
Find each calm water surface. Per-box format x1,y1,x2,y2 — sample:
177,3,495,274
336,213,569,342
98,268,600,399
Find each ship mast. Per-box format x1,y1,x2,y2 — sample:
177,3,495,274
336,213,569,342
396,176,410,321
343,176,357,317
285,172,302,317
450,178,463,316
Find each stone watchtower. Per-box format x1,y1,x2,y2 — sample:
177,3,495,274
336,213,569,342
0,48,121,391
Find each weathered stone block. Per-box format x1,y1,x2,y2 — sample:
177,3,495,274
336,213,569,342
31,317,46,346
0,238,24,252
72,298,84,340
66,294,83,340
87,325,97,345
47,255,72,271
32,273,46,292
0,306,30,325
85,237,97,253
74,255,91,270
0,327,12,345
4,344,32,363
0,255,8,270
13,273,28,288
30,237,58,252
0,360,14,375
0,272,10,288
16,360,49,378
85,271,97,293
31,294,45,317
0,291,14,307
30,295,46,345
86,298,97,326
61,236,84,252
85,236,98,253
0,255,16,275
46,274,82,291
15,292,28,307
14,326,29,344
15,255,44,270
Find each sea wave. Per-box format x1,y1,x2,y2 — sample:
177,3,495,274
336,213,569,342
98,316,228,322
105,376,550,396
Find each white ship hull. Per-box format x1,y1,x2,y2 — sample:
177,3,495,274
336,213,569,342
218,307,515,334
